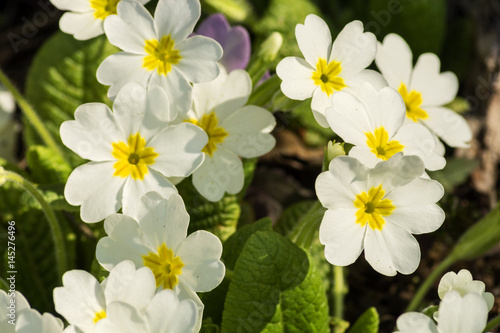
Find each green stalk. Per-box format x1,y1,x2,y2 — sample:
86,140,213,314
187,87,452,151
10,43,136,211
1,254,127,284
0,69,67,164
406,254,456,312
484,315,500,332
333,265,345,320
1,169,67,279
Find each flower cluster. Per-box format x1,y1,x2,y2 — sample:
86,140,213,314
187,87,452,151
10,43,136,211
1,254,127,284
277,14,472,276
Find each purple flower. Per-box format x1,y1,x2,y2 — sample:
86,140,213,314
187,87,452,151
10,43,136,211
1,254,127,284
196,14,251,72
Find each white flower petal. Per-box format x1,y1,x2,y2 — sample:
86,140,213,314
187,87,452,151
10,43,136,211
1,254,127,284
410,53,459,106
276,56,317,101
148,68,193,117
176,36,222,83
375,33,413,88
121,170,178,218
330,20,376,74
103,261,156,311
220,105,276,158
146,290,198,333
347,146,382,168
386,204,444,235
97,52,152,101
59,12,104,40
368,153,425,192
94,302,147,333
396,312,438,333
192,67,251,120
96,214,153,271
60,103,122,162
342,69,388,93
438,291,488,333
53,270,105,331
422,106,472,148
104,3,156,54
392,123,445,171
154,0,200,41
364,223,420,276
192,148,244,202
138,193,189,251
50,0,92,12
64,162,125,223
148,123,207,177
319,208,365,266
17,311,64,333
295,14,332,67
327,91,373,145
311,87,333,128
316,168,358,210
176,231,225,292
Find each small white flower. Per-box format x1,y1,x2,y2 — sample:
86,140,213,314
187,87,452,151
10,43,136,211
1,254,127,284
327,83,446,171
96,192,224,330
438,269,494,311
61,82,207,222
50,0,150,40
97,0,223,116
0,290,64,333
183,66,276,201
395,291,488,333
316,154,445,276
376,33,472,148
94,290,198,333
53,260,156,333
276,15,386,127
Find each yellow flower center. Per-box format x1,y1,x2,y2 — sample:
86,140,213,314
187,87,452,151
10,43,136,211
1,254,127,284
398,83,428,122
311,58,347,96
142,243,184,289
186,111,228,157
353,185,395,230
93,310,107,324
111,133,158,180
90,0,120,20
143,35,182,76
365,126,404,161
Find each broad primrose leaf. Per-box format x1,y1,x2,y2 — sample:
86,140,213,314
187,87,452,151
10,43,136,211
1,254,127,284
26,145,72,185
24,32,118,166
221,230,309,332
347,307,379,333
275,200,316,236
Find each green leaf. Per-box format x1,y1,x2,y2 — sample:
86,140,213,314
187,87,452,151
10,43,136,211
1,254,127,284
347,307,379,333
20,184,78,212
221,230,309,332
422,305,439,318
275,200,316,236
450,202,500,261
428,158,479,193
26,145,72,185
24,32,118,166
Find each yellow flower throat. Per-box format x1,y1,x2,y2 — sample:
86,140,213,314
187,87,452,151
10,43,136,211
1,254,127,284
187,111,228,157
142,244,184,289
143,35,182,76
91,0,120,20
112,133,158,180
353,185,395,230
311,58,346,96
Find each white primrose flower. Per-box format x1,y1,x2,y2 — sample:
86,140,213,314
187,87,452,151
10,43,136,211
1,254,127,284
94,289,198,333
276,14,386,127
53,260,156,333
50,0,150,40
96,192,225,329
438,269,494,311
316,154,445,276
183,66,276,201
61,82,207,223
327,83,446,171
0,290,64,333
376,33,472,148
395,291,488,333
97,0,223,116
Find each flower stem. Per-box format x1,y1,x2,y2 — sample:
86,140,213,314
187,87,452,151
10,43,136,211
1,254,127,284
0,69,67,164
333,265,345,320
484,315,500,332
406,254,456,312
290,201,325,249
1,169,67,279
